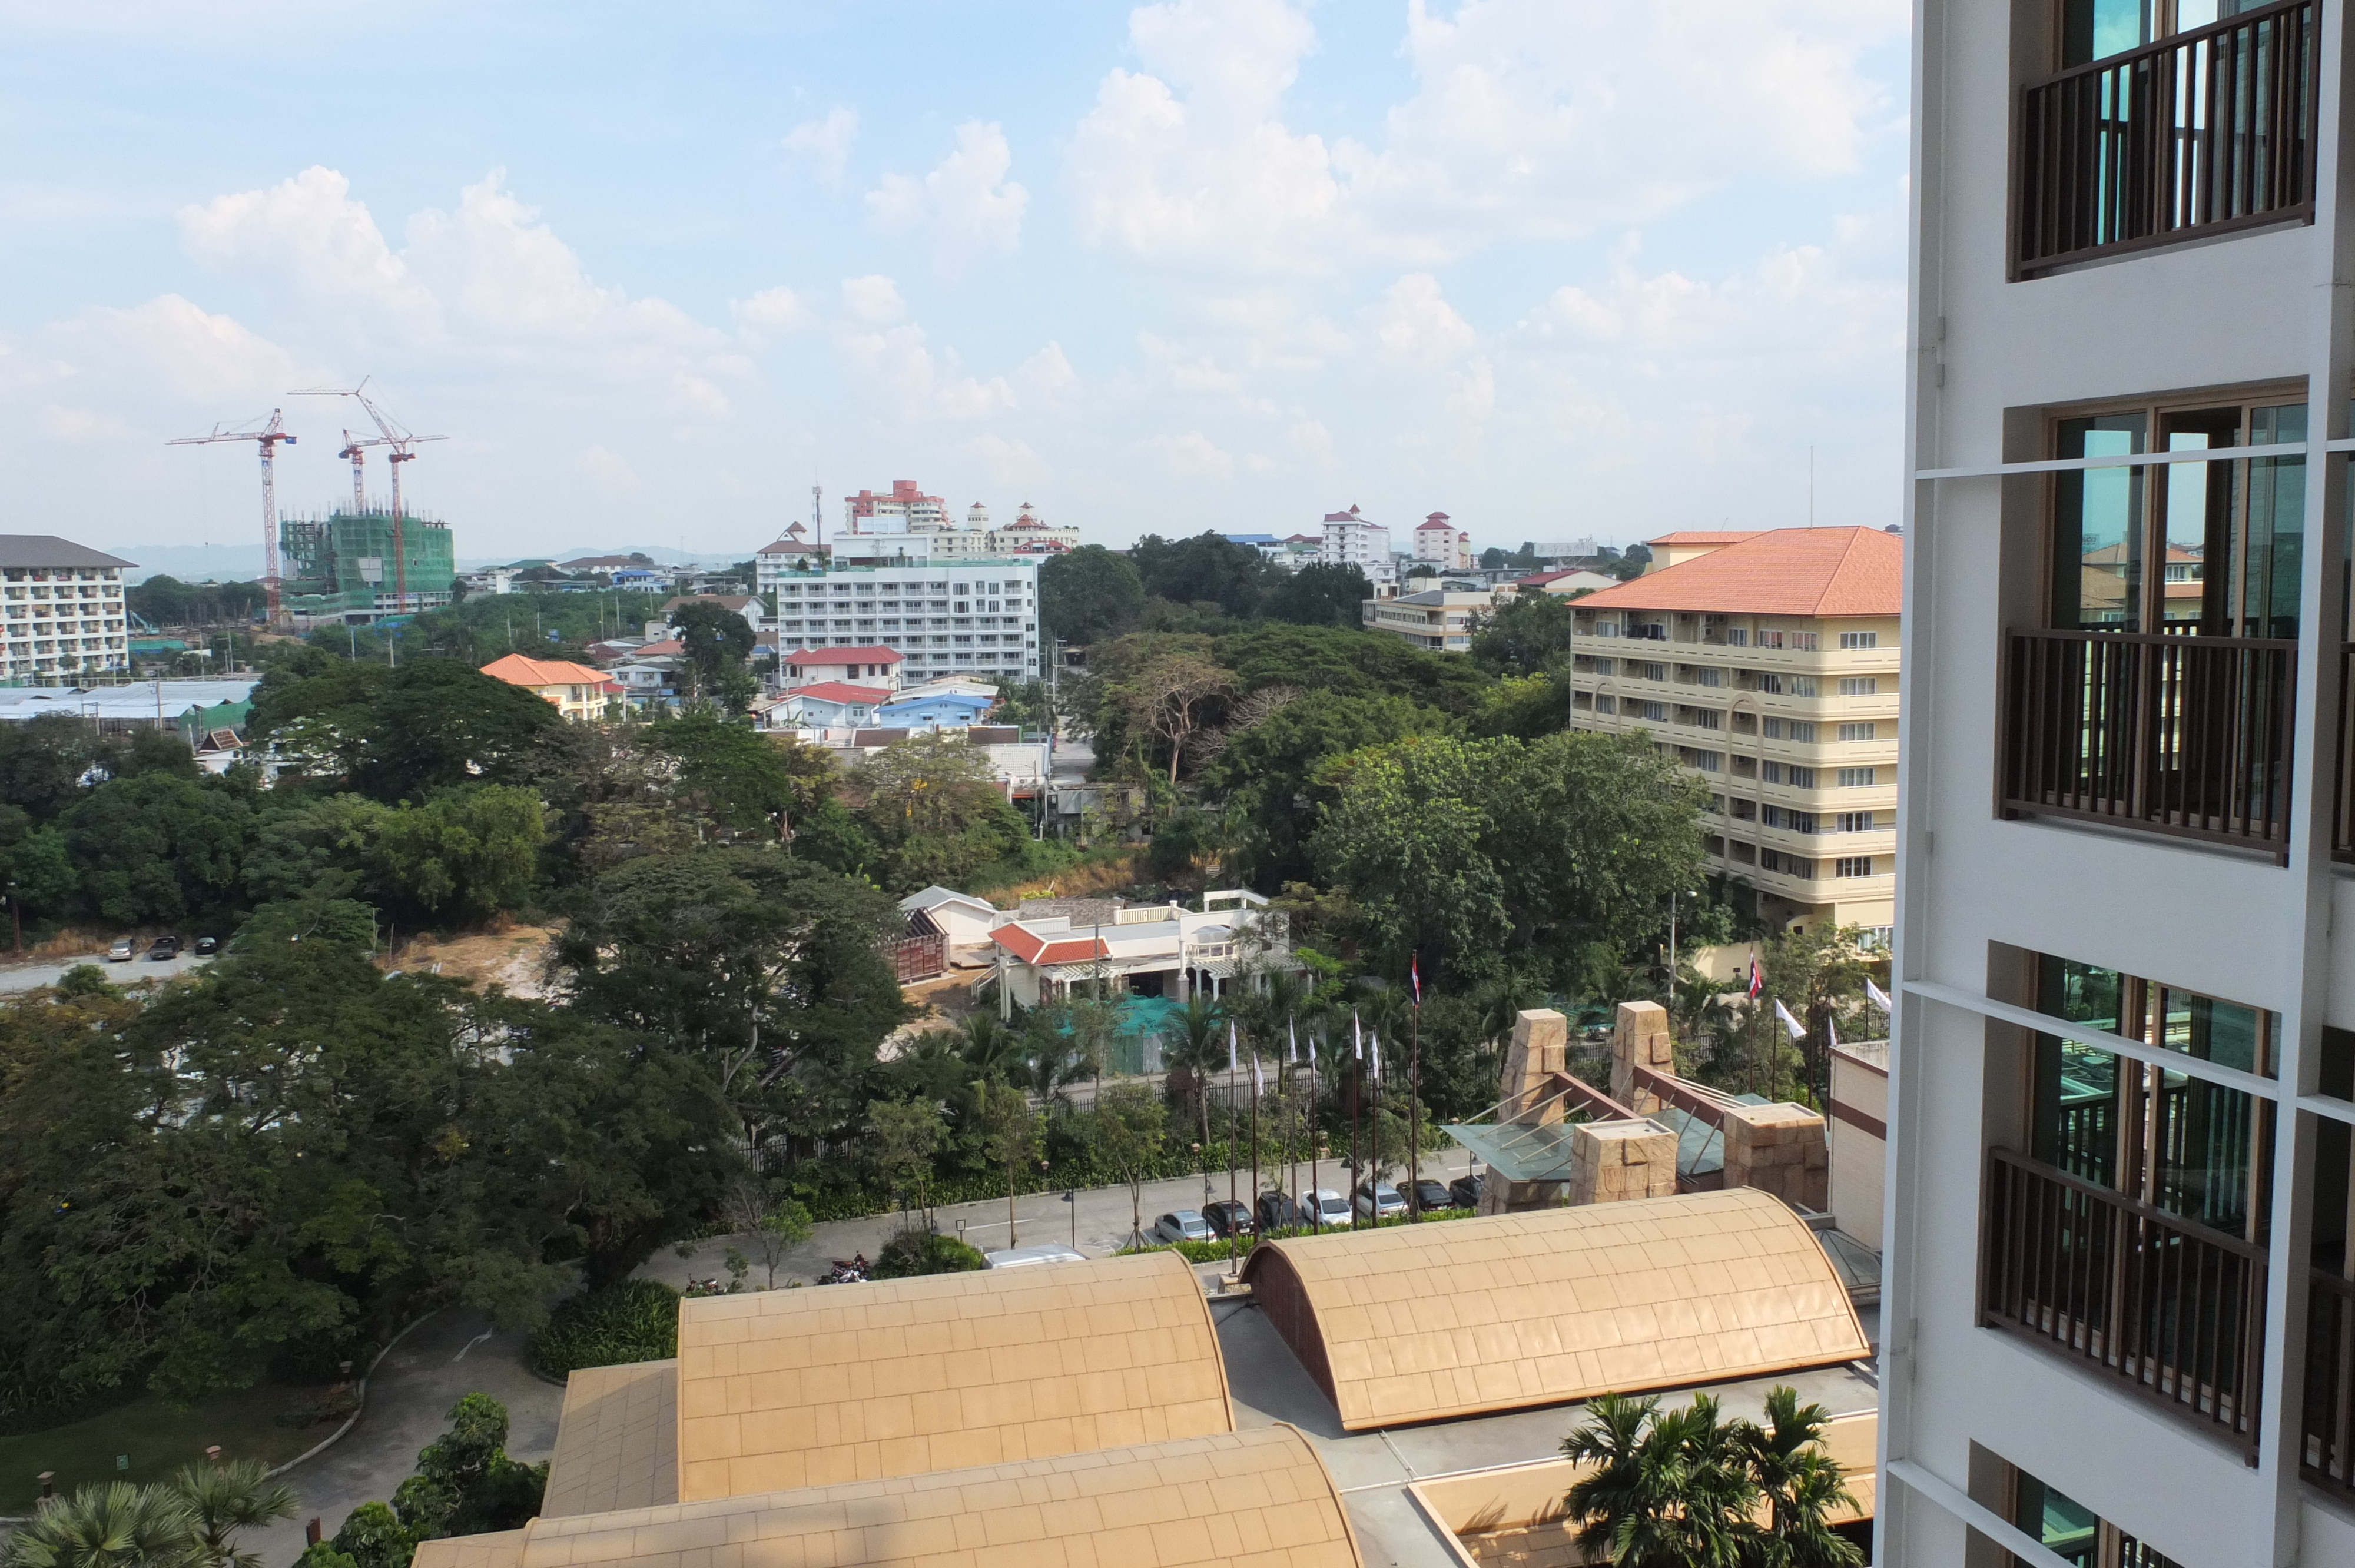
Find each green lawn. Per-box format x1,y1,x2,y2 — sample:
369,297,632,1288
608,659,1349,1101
0,1384,339,1512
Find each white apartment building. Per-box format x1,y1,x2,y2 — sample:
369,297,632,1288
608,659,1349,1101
1319,504,1394,586
1361,587,1495,652
1411,511,1472,571
1,536,132,681
769,558,1040,681
1888,5,2355,1567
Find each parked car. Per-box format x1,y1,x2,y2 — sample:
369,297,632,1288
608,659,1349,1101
1408,1178,1451,1214
148,936,182,961
106,937,136,962
1202,1199,1253,1240
1152,1210,1213,1245
1354,1182,1407,1221
193,935,218,956
1253,1191,1301,1232
1305,1188,1354,1229
1448,1173,1484,1210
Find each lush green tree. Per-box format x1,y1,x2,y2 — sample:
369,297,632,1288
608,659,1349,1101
1200,690,1439,888
4,1482,198,1568
367,787,547,925
0,818,77,926
0,713,111,823
1039,545,1146,647
1214,623,1490,716
250,655,559,802
1104,648,1236,783
1469,593,1580,677
1740,1388,1865,1568
1313,735,1515,983
234,895,381,952
171,1460,297,1568
854,734,1033,892
1090,1081,1167,1248
1261,563,1371,628
1490,729,1707,955
864,1099,949,1224
969,1078,1043,1247
389,1394,547,1543
1562,1393,1760,1568
326,1504,412,1568
1462,674,1569,740
61,772,253,927
870,1230,986,1277
1129,532,1273,618
668,602,757,706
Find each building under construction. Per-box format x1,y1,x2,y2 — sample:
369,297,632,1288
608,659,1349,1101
278,509,455,623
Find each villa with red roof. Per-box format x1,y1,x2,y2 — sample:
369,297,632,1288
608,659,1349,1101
479,653,623,722
1567,526,1902,939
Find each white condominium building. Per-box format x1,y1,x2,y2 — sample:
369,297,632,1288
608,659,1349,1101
1320,504,1394,584
1889,4,2355,1566
769,557,1040,682
1565,527,1900,939
0,536,132,681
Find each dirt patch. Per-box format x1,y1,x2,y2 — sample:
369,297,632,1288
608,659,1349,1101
383,923,560,997
971,849,1145,906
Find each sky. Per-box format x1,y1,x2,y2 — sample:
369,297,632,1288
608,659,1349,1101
0,0,1912,568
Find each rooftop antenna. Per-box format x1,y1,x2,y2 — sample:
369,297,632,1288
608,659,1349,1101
812,483,823,549
168,410,296,627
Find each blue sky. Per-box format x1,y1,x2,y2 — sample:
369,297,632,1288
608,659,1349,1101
0,0,1911,566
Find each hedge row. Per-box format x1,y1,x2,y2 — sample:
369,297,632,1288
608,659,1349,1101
532,1279,679,1377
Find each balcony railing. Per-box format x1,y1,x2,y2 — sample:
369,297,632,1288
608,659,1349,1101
2001,629,2296,862
2016,0,2317,275
1982,1148,2266,1460
2306,1270,2355,1498
2335,645,2355,862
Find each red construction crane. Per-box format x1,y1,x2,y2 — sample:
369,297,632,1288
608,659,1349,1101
168,410,297,626
293,380,445,613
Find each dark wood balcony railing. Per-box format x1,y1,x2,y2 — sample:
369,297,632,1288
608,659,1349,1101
1982,1148,2266,1460
2306,1270,2355,1498
2334,645,2355,863
2002,629,2296,862
2017,0,2318,275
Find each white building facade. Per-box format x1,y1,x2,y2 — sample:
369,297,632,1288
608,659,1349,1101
770,559,1041,682
1320,506,1394,586
1,536,132,681
1887,5,2355,1567
1411,511,1472,571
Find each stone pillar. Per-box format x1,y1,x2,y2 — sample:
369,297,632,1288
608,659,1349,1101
1477,1009,1573,1217
1610,1001,1676,1111
1566,1119,1680,1205
1720,1101,1830,1211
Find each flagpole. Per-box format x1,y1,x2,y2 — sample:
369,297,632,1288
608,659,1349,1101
1309,1042,1321,1232
1350,1015,1363,1221
1368,1029,1382,1223
1250,1054,1261,1237
1409,991,1422,1223
1226,1021,1239,1213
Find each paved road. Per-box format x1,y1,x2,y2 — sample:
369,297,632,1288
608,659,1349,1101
243,1310,562,1568
0,953,212,994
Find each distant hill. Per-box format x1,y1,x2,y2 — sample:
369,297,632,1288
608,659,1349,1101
107,541,732,583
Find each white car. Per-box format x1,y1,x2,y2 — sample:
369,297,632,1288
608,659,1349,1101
1152,1210,1213,1244
983,1244,1087,1270
1354,1182,1407,1221
1305,1188,1354,1229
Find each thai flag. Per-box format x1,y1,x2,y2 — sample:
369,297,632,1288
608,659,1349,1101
1747,949,1763,1000
1410,954,1422,1004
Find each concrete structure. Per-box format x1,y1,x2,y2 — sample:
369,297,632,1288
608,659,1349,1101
767,680,890,729
1319,505,1393,587
1508,567,1619,598
897,885,1001,965
1239,1188,1870,1431
1564,1118,1680,1206
279,509,455,621
843,478,950,534
0,536,132,681
984,501,1080,556
1567,527,1901,938
1825,1036,1886,1248
1359,587,1494,652
875,689,994,729
990,889,1291,1011
479,654,620,721
771,561,1041,682
752,526,824,591
1410,511,1471,571
1886,4,2355,1564
1608,999,1679,1111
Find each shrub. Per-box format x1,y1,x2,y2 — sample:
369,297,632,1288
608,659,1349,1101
529,1278,679,1377
870,1230,987,1279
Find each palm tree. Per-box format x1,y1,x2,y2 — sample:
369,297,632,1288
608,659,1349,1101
170,1460,297,1568
1562,1392,1760,1568
1162,994,1226,1151
5,1483,199,1568
1739,1388,1864,1568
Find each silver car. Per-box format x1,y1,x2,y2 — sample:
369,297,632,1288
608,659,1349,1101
1354,1182,1407,1221
1152,1210,1213,1244
1306,1188,1355,1229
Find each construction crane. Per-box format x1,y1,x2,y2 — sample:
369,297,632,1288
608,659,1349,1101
293,379,445,613
168,410,297,626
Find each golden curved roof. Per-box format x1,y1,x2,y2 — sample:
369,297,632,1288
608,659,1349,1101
674,1248,1232,1499
542,1359,678,1517
501,1426,1357,1568
1239,1187,1870,1430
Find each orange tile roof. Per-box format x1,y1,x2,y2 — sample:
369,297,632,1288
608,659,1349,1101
1580,527,1900,618
1644,530,1757,546
991,924,1112,966
781,681,891,703
480,653,621,689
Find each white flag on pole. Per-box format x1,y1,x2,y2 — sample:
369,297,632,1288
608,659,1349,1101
1253,1054,1265,1094
1370,1031,1382,1084
1865,978,1894,1015
1773,999,1807,1041
1228,1020,1238,1075
1288,1018,1298,1064
1828,1015,1840,1053
1353,1011,1363,1059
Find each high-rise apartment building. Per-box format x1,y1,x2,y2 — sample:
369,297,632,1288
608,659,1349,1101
768,557,1040,682
1888,5,2355,1565
1564,527,1900,938
0,536,131,680
1320,504,1394,584
1412,511,1471,571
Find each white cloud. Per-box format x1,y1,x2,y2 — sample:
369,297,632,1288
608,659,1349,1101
840,274,907,325
963,433,1047,486
1450,356,1496,420
783,107,859,187
733,285,808,340
583,444,638,487
1369,273,1476,361
64,293,304,401
1013,341,1080,406
837,320,1015,421
179,166,422,314
866,121,1029,273
1145,429,1234,477
38,404,131,441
